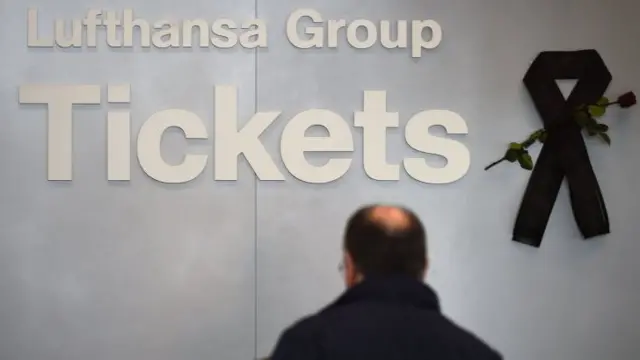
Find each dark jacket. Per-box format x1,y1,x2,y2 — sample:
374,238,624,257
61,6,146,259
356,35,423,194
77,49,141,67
270,276,502,360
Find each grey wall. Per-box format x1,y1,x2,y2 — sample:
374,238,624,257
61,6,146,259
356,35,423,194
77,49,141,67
1,0,639,359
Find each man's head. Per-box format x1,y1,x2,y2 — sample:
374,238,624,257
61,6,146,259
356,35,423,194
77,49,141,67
341,204,427,287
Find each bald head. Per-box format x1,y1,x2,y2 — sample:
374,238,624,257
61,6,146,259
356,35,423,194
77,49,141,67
343,204,427,280
368,206,412,234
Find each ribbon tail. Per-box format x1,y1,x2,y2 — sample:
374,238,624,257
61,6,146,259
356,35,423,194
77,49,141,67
562,131,610,238
512,138,564,247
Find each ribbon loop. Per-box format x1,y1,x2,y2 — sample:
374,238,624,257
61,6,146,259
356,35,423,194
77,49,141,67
513,50,611,247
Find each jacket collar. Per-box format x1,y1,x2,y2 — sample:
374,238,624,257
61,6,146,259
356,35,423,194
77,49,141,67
324,275,441,312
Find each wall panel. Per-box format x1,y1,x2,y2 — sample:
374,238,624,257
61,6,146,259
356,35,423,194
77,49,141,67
255,0,640,359
0,1,257,359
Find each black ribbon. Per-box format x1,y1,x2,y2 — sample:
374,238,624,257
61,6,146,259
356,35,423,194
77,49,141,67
513,50,611,247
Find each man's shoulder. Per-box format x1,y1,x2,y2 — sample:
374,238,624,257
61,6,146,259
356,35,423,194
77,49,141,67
324,303,502,359
275,306,502,360
435,315,503,359
279,313,324,340
269,314,325,359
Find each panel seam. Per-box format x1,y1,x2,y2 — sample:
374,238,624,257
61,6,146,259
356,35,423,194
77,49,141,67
253,0,259,357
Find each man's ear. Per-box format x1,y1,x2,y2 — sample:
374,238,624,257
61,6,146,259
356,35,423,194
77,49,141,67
422,257,429,279
343,252,353,275
344,252,359,286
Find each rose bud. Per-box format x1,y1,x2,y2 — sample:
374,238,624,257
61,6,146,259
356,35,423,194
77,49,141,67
617,92,636,108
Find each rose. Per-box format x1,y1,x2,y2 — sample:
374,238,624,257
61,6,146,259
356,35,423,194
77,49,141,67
486,90,634,171
617,92,636,108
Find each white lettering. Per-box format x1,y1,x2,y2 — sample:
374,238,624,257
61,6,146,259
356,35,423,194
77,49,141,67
137,109,208,183
83,9,102,47
285,9,440,56
354,91,399,180
403,110,470,184
411,20,442,57
182,19,209,47
104,11,121,47
214,86,283,181
107,84,131,181
54,18,82,47
17,85,470,184
281,109,353,183
151,20,181,48
286,9,324,48
346,20,377,49
240,19,267,48
122,9,151,47
26,8,438,54
380,20,407,49
27,8,268,49
27,8,54,47
18,85,101,180
326,19,346,48
211,19,238,48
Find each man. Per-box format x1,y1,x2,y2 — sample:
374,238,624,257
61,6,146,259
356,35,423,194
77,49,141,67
268,204,502,360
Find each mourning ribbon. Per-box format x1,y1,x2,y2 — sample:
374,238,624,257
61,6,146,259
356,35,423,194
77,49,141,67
513,50,611,247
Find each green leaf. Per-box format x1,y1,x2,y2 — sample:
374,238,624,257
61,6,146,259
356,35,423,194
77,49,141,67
509,142,522,150
531,129,544,139
585,117,599,136
588,97,610,118
505,149,519,162
538,131,548,143
599,132,611,145
595,123,609,132
524,130,542,146
588,105,606,117
573,110,590,127
522,138,535,148
517,152,534,170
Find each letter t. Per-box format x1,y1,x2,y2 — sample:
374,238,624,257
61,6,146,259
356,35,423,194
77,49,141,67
354,91,400,180
19,85,101,180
